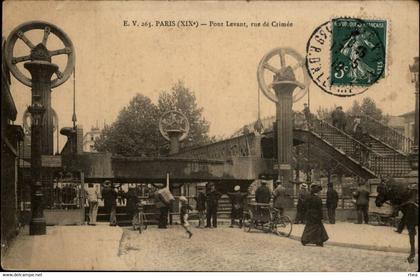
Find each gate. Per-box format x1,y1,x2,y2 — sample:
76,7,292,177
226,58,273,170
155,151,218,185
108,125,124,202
43,171,85,225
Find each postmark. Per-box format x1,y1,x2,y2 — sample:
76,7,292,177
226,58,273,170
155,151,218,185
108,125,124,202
306,18,387,97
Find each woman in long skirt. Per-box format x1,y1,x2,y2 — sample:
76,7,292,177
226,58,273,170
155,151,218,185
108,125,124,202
301,184,329,247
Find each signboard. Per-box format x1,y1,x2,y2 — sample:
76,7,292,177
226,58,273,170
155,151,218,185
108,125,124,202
41,155,62,167
279,164,291,170
274,164,291,170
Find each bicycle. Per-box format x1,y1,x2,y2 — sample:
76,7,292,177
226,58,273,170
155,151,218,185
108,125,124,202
132,201,148,233
243,203,293,237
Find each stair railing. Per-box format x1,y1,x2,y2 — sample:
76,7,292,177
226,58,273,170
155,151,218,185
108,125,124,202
347,115,413,153
310,118,408,177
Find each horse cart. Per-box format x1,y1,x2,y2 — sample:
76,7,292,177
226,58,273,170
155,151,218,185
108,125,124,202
368,195,402,228
243,203,293,237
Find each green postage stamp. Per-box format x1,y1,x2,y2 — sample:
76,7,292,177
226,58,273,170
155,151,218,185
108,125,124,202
330,18,387,86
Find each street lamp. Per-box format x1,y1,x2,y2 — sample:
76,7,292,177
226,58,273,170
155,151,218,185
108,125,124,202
409,57,419,172
409,57,419,148
28,97,47,235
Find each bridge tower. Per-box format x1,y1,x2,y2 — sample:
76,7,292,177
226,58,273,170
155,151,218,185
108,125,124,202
5,21,75,235
159,110,190,155
257,48,310,195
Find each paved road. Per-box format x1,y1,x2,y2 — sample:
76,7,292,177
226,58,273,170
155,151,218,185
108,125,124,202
119,226,418,271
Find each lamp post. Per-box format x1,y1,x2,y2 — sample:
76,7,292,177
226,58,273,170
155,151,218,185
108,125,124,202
409,57,419,152
408,57,419,173
28,97,46,235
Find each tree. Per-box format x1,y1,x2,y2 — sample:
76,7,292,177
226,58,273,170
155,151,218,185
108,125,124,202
157,81,214,149
93,82,214,156
94,94,159,156
347,97,389,124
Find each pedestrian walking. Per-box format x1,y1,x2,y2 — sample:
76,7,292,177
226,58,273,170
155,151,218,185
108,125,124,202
125,185,138,227
227,185,248,228
301,184,329,247
154,186,174,229
295,183,309,224
179,196,193,238
352,182,370,224
85,183,101,225
303,103,312,129
331,106,346,130
193,190,206,228
102,180,118,226
272,180,288,216
326,183,339,224
206,183,222,228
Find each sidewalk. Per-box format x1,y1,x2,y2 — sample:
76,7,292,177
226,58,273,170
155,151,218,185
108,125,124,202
289,221,418,253
1,223,129,271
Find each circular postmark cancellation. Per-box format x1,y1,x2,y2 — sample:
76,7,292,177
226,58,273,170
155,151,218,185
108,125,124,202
306,18,387,97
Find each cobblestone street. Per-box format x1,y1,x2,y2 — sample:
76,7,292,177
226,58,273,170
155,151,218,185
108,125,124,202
119,225,418,271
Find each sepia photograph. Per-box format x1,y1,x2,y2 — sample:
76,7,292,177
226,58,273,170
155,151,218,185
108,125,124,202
1,0,419,273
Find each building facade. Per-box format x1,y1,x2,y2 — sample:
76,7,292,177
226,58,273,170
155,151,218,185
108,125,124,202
82,126,101,152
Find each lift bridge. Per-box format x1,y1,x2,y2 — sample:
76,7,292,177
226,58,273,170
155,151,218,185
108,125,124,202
60,112,413,184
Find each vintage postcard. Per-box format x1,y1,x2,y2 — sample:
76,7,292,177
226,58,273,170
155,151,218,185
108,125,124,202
1,0,419,273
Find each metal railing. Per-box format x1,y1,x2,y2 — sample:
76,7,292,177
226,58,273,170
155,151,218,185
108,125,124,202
310,118,410,177
346,115,413,154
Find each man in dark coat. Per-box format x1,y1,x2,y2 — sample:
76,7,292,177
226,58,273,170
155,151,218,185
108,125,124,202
353,182,370,224
227,185,248,228
255,176,271,204
303,103,312,129
326,183,339,224
154,188,173,229
272,180,288,216
102,181,118,226
206,183,222,228
255,175,272,222
125,185,138,226
193,190,206,228
301,184,329,247
331,106,346,130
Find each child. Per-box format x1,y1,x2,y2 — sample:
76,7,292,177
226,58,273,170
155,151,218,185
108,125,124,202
179,196,193,238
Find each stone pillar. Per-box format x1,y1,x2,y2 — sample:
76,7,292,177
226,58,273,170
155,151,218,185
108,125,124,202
272,67,298,196
167,130,183,155
25,61,57,155
24,60,58,235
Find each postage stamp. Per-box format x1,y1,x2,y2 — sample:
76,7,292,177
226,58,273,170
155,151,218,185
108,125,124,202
330,18,386,86
306,18,388,97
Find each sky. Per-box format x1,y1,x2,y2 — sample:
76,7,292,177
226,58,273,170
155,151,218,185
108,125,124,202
3,1,419,151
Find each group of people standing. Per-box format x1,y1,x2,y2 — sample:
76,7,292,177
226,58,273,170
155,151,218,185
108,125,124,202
84,180,119,226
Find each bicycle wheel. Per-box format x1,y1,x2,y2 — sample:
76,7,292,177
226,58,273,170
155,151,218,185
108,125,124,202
140,213,147,231
274,215,293,237
242,211,253,232
138,213,144,234
132,213,139,231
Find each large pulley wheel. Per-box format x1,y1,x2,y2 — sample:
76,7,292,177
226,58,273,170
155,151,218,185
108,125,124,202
4,21,75,88
257,47,309,103
159,110,190,142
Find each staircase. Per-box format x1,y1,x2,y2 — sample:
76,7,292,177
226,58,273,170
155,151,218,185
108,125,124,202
344,114,414,155
309,118,412,177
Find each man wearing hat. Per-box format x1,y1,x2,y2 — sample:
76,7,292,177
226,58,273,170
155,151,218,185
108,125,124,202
295,183,309,224
272,180,288,216
331,106,346,131
101,180,118,226
125,184,138,227
326,183,339,224
255,174,272,204
206,182,222,228
227,185,248,228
